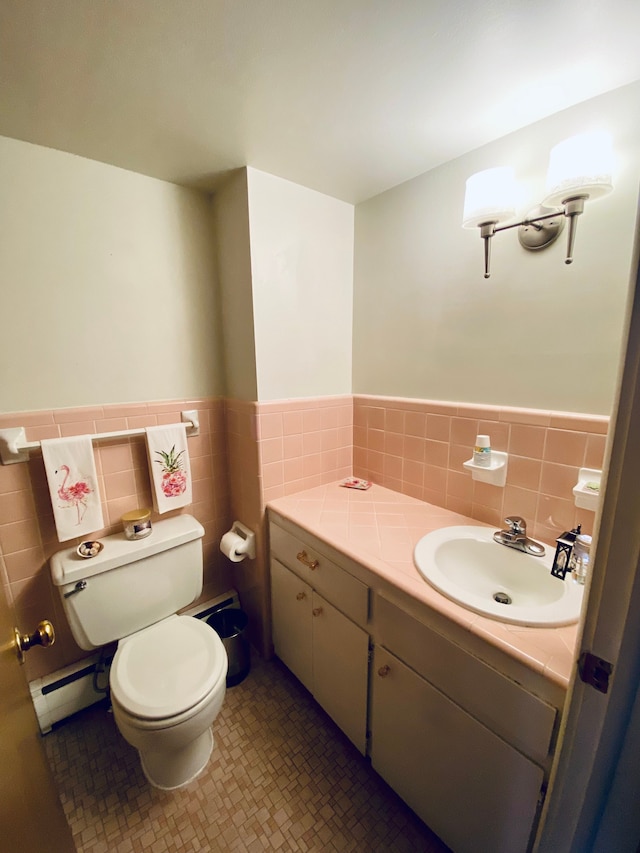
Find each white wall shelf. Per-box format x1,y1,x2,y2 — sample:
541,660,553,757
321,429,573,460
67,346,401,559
463,451,508,487
573,467,602,511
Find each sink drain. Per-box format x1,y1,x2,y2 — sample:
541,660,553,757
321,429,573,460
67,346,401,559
493,591,512,605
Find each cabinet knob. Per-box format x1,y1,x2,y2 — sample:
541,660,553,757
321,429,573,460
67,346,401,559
297,550,319,570
312,607,323,617
296,591,306,601
378,665,391,678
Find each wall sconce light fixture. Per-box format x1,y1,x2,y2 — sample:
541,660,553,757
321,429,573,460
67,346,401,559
463,132,614,278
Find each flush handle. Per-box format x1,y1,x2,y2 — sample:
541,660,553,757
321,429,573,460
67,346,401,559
13,620,56,665
64,580,87,598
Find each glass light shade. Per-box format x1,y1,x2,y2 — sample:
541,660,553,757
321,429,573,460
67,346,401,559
544,131,614,206
462,167,517,228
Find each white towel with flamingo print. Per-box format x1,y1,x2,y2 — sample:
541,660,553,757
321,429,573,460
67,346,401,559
41,436,104,542
145,425,193,514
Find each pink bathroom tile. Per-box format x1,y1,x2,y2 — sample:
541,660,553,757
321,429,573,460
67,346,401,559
3,546,45,583
302,431,323,455
550,413,609,434
282,411,304,435
25,424,62,442
544,429,588,467
405,411,426,438
509,424,546,459
500,407,552,426
385,408,405,434
367,450,384,477
367,407,385,431
283,434,304,459
337,404,353,427
478,420,510,451
536,494,576,534
338,426,351,447
190,454,213,481
321,407,339,430
0,517,42,554
382,431,403,457
540,462,579,499
507,455,542,491
0,410,55,428
403,435,425,463
447,470,473,500
446,495,473,517
367,429,384,453
302,454,323,478
0,489,36,524
127,414,158,429
424,465,447,493
383,454,404,481
402,459,424,488
302,409,322,433
424,439,448,468
54,407,104,424
448,444,471,470
471,504,502,527
472,481,504,512
426,414,450,442
503,485,539,520
99,443,133,474
102,403,149,419
0,462,32,494
457,403,502,420
585,433,607,469
337,446,352,469
94,417,130,434
260,437,284,465
60,420,99,437
259,413,284,440
450,417,478,446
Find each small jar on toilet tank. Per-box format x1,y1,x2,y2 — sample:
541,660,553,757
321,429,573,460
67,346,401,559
122,508,152,540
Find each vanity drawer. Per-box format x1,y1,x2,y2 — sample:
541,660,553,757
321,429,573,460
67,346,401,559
270,523,369,626
376,593,556,765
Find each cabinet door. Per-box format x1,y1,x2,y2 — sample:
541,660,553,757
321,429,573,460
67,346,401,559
271,558,313,692
371,646,544,853
312,592,369,755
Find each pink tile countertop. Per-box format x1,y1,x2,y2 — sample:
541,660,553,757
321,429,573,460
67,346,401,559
267,482,580,690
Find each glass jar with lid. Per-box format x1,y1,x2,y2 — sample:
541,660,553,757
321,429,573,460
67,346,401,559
570,533,592,585
122,508,152,540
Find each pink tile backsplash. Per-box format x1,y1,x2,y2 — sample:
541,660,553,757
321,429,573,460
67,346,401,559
353,395,608,545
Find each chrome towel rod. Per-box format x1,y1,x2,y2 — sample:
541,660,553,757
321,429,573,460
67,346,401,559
0,409,199,465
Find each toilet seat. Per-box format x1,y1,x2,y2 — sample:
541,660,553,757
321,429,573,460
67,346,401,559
110,615,226,720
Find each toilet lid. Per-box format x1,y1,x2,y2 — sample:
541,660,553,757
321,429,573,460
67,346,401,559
110,615,226,720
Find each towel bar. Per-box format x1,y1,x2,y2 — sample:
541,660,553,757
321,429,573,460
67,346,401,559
0,410,199,465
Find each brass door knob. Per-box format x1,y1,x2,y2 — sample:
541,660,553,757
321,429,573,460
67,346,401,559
13,620,56,665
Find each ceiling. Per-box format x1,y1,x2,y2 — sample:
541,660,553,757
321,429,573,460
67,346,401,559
1,0,639,204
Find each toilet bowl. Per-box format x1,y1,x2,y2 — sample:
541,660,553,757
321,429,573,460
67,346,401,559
50,514,229,790
110,614,228,789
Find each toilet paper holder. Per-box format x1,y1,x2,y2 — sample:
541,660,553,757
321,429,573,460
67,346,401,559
220,521,256,561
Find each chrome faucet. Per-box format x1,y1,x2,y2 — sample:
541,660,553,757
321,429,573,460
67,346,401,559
493,516,546,556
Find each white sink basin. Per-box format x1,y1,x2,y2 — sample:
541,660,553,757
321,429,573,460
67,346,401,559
414,526,584,626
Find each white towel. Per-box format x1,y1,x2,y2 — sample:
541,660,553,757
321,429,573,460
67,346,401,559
145,424,193,514
41,436,104,542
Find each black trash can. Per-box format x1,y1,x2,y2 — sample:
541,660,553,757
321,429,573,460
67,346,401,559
207,608,250,687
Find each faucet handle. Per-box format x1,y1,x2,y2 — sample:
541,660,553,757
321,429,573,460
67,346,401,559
504,516,527,535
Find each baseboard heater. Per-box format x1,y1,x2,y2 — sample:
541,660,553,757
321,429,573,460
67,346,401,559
30,589,241,734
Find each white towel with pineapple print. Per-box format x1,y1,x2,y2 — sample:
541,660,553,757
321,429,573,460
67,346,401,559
145,424,193,514
42,436,105,542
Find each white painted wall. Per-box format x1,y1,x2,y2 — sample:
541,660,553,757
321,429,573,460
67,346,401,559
212,170,258,401
247,168,354,401
353,82,640,415
0,136,223,413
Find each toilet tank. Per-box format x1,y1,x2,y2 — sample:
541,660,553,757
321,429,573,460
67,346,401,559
50,514,205,650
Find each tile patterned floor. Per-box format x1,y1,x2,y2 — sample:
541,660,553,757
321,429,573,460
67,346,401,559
44,654,451,852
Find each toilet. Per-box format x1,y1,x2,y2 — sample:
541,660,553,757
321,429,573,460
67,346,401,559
50,514,228,790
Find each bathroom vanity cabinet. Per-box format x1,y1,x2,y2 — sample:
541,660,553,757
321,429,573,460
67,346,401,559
269,508,566,853
270,523,369,754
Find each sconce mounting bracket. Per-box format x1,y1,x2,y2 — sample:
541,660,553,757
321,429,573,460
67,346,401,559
518,205,565,251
